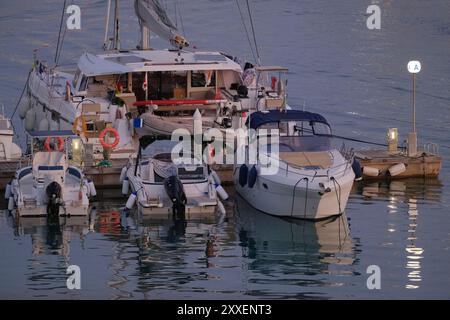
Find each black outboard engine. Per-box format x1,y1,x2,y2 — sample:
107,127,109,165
46,181,62,224
164,175,187,221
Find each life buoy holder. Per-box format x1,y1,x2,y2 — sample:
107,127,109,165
72,115,87,136
44,137,65,152
99,128,120,149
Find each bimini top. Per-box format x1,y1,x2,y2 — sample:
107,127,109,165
247,110,329,130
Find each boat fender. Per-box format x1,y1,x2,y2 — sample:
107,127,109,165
8,196,15,211
363,166,380,177
18,96,30,119
119,167,127,183
88,180,97,197
248,166,258,188
38,118,49,131
388,163,407,177
126,192,137,210
217,200,226,215
352,159,363,181
25,108,36,132
238,165,248,187
215,184,229,201
211,170,222,185
5,183,11,200
122,177,130,196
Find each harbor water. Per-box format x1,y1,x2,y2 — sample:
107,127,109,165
0,0,449,299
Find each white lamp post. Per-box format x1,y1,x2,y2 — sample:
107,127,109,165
407,61,421,156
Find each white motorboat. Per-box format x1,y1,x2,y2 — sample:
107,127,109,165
122,140,228,218
7,131,95,217
234,110,355,220
0,105,22,161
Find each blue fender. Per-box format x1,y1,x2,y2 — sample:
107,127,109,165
239,165,248,187
248,166,258,188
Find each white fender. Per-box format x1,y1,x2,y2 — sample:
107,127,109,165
363,166,380,177
126,192,137,209
388,163,407,177
5,183,11,200
38,118,49,131
122,177,130,195
25,108,36,132
211,170,222,185
215,184,229,201
8,196,15,211
119,167,127,183
217,200,226,215
18,96,31,119
88,180,97,197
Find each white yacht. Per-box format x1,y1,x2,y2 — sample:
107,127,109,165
122,140,227,218
7,131,94,217
20,0,294,164
234,110,355,220
0,105,22,161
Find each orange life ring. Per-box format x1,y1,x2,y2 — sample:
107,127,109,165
72,115,87,135
99,128,120,149
44,137,64,152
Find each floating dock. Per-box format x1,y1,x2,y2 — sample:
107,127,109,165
356,150,442,179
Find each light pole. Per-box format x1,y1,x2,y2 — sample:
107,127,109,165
407,61,421,156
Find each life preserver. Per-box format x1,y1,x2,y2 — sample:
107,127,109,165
99,128,120,149
44,137,64,152
72,115,87,135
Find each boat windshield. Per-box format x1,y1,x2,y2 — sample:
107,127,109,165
259,120,332,152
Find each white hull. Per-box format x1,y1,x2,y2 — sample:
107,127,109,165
235,171,354,220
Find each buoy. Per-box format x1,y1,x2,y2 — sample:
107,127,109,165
25,108,36,132
8,196,14,211
5,183,11,200
248,165,258,188
126,192,137,209
88,180,97,197
388,163,407,177
18,96,30,119
119,167,127,183
215,184,229,201
217,200,226,215
211,170,222,185
363,166,380,177
352,159,363,181
38,118,49,131
238,165,248,187
122,177,130,195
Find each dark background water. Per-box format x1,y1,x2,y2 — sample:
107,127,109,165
0,0,449,299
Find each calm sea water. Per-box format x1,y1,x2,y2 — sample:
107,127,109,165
0,0,449,299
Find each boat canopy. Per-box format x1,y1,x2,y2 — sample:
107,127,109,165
247,110,329,130
142,140,180,157
28,130,78,138
77,50,242,76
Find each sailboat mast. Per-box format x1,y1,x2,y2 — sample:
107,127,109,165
113,0,120,50
103,0,111,47
141,25,150,50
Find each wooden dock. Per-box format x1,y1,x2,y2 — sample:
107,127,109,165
355,150,442,179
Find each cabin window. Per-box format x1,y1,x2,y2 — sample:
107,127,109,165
72,69,81,88
132,71,188,101
78,75,88,92
191,71,216,88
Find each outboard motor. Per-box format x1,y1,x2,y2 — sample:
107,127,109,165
164,175,187,221
46,181,62,224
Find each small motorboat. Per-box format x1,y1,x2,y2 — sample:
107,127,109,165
7,131,95,217
234,110,355,220
121,140,227,218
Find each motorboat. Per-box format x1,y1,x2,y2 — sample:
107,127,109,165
7,131,95,217
121,140,228,218
0,104,22,161
234,110,355,220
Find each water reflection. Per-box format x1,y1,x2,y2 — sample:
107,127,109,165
233,195,355,298
357,178,442,291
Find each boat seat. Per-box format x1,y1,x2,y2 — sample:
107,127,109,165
279,151,332,169
33,152,67,178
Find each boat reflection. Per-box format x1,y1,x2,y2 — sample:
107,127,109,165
234,195,354,268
